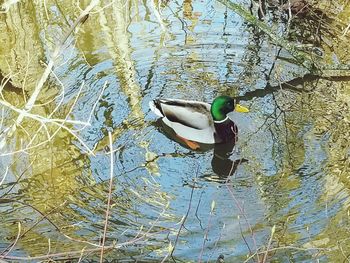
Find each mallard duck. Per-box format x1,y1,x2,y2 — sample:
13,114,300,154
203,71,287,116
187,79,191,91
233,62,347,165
149,96,249,149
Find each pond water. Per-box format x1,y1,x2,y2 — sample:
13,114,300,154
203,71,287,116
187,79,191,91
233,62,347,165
0,0,349,262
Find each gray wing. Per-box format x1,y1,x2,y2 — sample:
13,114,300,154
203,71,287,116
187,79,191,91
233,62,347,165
157,99,212,129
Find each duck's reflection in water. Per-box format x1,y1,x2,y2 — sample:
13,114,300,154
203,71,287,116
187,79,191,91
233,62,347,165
154,119,248,182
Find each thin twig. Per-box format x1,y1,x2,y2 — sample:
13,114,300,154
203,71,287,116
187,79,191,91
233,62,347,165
100,131,115,262
170,166,199,259
77,247,87,263
225,153,259,261
0,222,21,257
0,99,88,125
1,246,114,261
238,214,252,256
0,159,35,198
262,225,276,263
243,245,328,263
75,81,107,132
0,202,67,256
198,200,216,262
0,165,9,186
207,223,225,263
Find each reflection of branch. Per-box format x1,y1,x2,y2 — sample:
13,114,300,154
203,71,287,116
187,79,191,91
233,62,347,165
150,0,167,33
235,74,350,102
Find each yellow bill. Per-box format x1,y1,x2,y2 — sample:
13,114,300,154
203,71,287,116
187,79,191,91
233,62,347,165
234,104,249,113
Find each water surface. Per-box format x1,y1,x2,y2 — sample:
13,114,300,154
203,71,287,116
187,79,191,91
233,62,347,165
0,0,349,262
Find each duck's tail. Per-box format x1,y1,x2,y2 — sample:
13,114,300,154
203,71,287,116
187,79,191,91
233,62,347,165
149,99,164,117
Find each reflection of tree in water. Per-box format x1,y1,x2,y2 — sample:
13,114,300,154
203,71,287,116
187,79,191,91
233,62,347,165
236,73,350,261
0,0,172,260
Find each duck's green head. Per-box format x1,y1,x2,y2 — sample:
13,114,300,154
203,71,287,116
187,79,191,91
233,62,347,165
211,96,249,121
